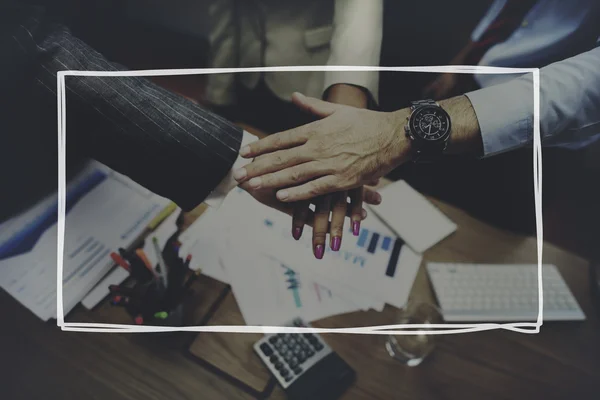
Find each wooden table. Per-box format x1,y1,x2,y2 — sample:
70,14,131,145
2,195,599,400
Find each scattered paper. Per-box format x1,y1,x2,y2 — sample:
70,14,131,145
367,180,457,253
0,162,170,320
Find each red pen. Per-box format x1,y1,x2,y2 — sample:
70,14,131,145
110,252,131,272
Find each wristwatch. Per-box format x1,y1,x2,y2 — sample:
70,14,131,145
404,99,452,163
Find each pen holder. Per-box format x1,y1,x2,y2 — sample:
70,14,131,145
109,231,197,328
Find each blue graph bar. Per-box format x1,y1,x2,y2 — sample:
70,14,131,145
381,236,392,251
357,229,369,247
367,233,380,254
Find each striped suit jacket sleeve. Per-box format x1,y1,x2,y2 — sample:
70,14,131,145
1,1,243,216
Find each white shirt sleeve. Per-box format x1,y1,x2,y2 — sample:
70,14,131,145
204,130,258,208
465,46,600,157
323,0,383,103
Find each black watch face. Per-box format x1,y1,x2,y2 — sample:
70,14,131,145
410,106,451,142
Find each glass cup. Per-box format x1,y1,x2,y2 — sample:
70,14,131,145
385,300,443,366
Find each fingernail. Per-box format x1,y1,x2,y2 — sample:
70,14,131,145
361,209,368,219
376,193,382,204
352,221,360,236
249,177,262,189
233,168,247,181
292,227,302,240
331,237,341,251
277,190,289,201
239,145,251,157
314,244,324,259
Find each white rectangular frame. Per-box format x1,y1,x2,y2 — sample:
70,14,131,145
56,65,541,334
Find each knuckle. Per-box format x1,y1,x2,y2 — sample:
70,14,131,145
330,226,343,236
313,231,327,241
273,154,283,166
309,186,322,198
290,169,302,182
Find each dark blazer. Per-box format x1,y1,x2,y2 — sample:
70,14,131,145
0,1,243,221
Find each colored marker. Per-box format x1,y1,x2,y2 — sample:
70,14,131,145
152,237,168,287
110,252,131,272
154,311,169,320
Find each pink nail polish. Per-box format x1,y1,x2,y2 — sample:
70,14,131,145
292,227,302,240
331,237,341,251
352,221,360,236
315,245,324,259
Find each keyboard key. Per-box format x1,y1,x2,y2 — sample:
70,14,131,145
259,343,273,357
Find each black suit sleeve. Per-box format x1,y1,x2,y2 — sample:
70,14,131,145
0,2,243,217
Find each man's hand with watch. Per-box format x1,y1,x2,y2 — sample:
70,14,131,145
233,93,483,202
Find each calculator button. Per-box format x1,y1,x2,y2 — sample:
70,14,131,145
288,361,298,369
280,344,289,353
269,355,279,363
280,368,290,377
284,375,294,382
259,343,273,357
293,366,303,375
268,336,278,344
303,333,314,339
314,343,324,352
306,349,314,358
274,362,284,370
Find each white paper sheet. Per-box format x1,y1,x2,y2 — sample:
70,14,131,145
178,206,230,284
219,189,421,310
0,164,170,320
367,180,457,253
221,245,362,325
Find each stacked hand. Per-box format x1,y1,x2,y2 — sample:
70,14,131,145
235,85,407,258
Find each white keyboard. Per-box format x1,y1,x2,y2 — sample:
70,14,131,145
427,263,585,322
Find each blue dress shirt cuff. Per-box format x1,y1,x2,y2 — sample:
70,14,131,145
466,81,533,158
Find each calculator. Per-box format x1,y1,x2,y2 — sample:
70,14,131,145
253,318,356,400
